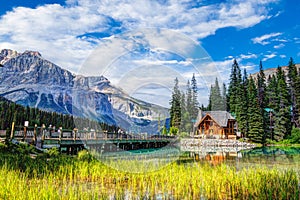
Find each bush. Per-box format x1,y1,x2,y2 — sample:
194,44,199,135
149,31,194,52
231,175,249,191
289,127,300,144
77,149,93,162
47,147,60,157
169,127,179,135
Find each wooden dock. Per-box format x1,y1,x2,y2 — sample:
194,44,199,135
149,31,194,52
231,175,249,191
0,128,177,154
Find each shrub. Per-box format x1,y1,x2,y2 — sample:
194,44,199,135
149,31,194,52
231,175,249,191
77,149,93,162
289,127,300,144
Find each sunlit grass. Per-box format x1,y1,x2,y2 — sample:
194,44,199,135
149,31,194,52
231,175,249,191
0,148,299,200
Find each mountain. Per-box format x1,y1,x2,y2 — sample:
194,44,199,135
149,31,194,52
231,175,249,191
250,64,300,80
0,49,169,134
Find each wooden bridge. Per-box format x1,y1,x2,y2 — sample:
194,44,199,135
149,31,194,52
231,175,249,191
0,127,177,154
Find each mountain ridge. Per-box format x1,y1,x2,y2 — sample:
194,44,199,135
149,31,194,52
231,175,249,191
0,49,169,134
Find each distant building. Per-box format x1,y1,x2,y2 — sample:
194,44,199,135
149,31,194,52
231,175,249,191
194,110,236,139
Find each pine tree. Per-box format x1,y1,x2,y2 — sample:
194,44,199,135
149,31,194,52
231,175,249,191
274,66,291,140
247,77,264,143
169,77,181,129
180,92,189,132
266,74,278,140
228,59,243,115
190,73,199,120
238,68,249,138
295,68,300,127
186,80,192,117
287,57,300,127
222,83,227,111
228,60,245,136
257,61,268,142
209,78,226,111
184,80,193,133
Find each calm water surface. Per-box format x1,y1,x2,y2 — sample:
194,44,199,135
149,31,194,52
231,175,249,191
98,146,300,172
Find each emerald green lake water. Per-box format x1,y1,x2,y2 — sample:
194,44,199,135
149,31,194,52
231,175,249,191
97,146,300,173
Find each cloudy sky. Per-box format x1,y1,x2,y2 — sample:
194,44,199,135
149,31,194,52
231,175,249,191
0,0,299,107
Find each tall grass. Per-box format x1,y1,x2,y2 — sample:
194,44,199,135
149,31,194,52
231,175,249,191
0,142,299,200
0,148,299,199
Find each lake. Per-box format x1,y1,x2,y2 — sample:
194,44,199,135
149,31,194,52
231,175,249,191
96,145,300,173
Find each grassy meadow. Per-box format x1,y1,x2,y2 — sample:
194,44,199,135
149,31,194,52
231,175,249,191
0,143,299,199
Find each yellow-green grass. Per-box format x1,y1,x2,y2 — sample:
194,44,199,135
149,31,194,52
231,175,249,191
0,150,299,200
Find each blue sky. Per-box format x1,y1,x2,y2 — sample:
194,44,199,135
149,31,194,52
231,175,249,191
0,0,299,107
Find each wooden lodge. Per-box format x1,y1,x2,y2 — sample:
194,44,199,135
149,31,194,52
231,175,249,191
194,111,237,139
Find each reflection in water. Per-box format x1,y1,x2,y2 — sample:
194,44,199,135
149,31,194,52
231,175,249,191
186,146,300,169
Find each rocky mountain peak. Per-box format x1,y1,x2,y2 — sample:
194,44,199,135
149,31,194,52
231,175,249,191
0,49,19,64
23,50,42,57
0,48,169,133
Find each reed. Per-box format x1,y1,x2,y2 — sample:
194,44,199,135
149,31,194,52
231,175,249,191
0,149,299,199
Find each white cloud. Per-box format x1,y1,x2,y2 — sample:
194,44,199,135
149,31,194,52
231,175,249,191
262,53,277,61
0,0,280,107
280,54,287,58
239,53,258,59
274,43,285,49
252,32,282,45
0,0,276,73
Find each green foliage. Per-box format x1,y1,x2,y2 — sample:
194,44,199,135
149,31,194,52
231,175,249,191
273,67,291,141
227,58,300,144
208,78,226,111
0,150,299,199
170,75,200,133
77,149,94,162
161,126,168,135
169,126,179,135
289,127,300,143
287,57,300,127
170,77,181,129
178,131,189,138
247,77,264,143
47,147,60,157
190,73,199,120
0,96,118,134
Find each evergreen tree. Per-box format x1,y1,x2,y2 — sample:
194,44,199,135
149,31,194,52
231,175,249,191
274,66,291,140
169,77,181,129
209,78,226,110
184,80,193,133
228,60,245,136
257,61,268,142
266,74,278,140
190,73,199,120
238,68,249,138
228,59,243,115
266,75,278,110
295,68,300,127
287,57,300,127
180,92,189,132
222,83,227,111
186,80,192,117
247,77,264,143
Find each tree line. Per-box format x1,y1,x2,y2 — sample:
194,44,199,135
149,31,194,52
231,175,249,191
225,58,300,143
0,97,117,133
169,57,300,143
169,74,199,135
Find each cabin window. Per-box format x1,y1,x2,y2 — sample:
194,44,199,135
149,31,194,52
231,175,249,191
210,121,213,126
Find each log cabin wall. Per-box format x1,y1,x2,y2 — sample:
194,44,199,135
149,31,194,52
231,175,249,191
198,115,223,136
195,112,236,139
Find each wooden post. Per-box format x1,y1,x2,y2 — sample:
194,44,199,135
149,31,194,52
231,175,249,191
58,127,62,144
10,122,15,140
23,121,29,142
73,128,78,142
41,124,45,148
33,124,37,146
